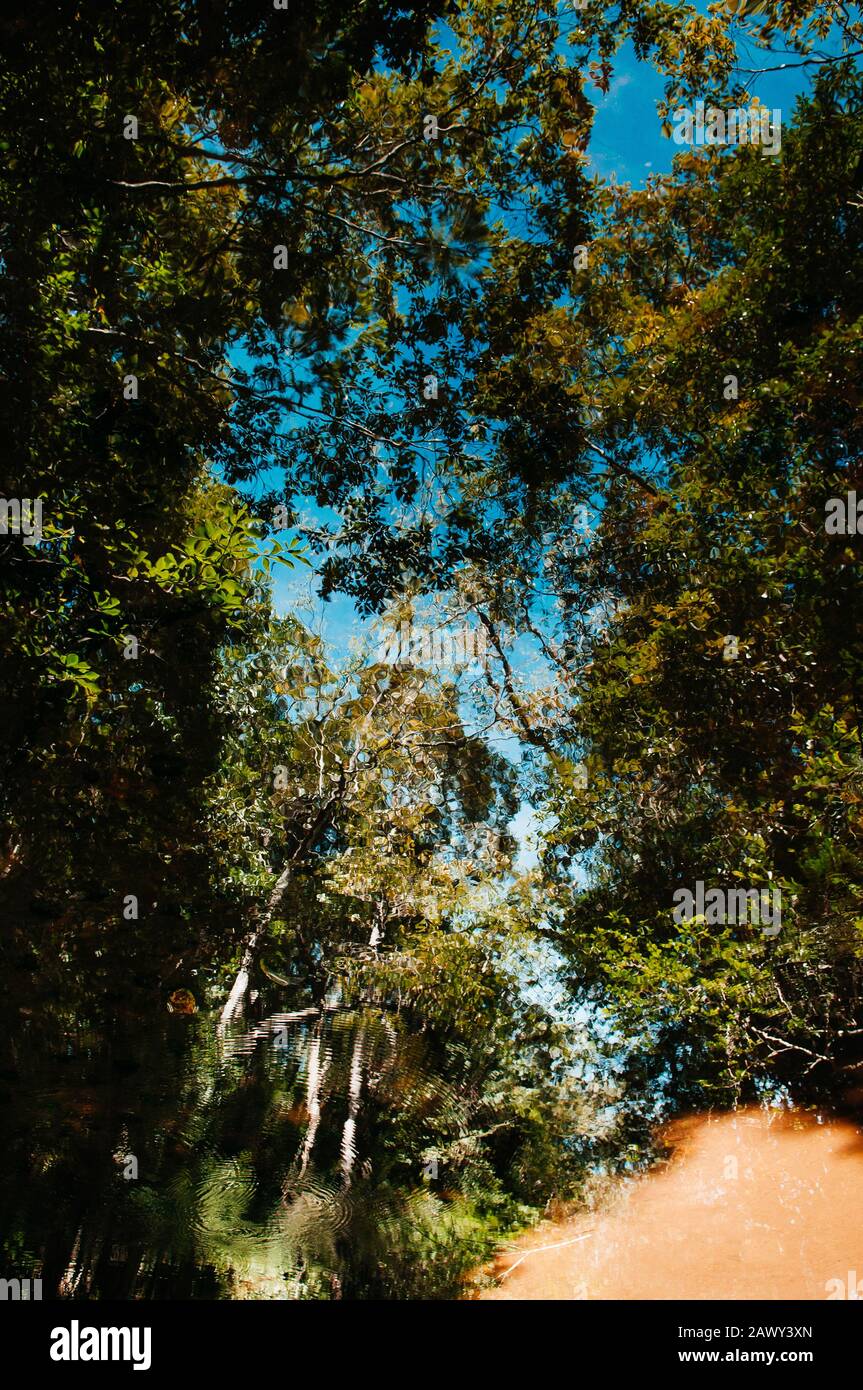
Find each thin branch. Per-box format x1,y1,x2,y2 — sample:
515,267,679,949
737,48,863,77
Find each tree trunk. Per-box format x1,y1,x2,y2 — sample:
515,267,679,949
218,796,343,1030
340,1025,365,1187
298,1018,328,1177
217,860,294,1030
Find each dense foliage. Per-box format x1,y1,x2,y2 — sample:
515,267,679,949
1,0,862,1297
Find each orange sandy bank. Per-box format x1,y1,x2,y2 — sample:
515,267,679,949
476,1106,863,1300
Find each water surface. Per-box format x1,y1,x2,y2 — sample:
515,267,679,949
0,1003,492,1299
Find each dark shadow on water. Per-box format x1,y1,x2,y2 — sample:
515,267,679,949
0,1002,494,1300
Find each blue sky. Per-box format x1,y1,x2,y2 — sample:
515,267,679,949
589,33,823,182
